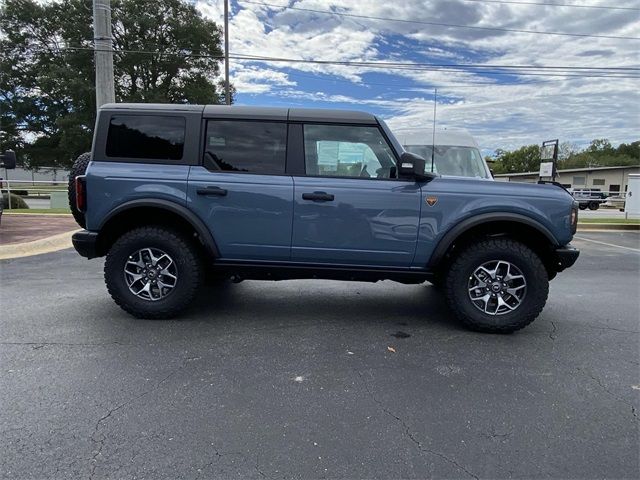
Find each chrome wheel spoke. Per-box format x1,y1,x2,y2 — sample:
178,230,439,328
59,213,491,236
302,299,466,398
506,285,525,296
468,260,527,316
497,296,516,311
124,247,178,302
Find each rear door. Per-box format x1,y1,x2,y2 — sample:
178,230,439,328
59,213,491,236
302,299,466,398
291,123,421,267
187,119,293,261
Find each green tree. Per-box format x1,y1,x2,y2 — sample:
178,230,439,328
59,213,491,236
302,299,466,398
490,145,541,174
616,141,640,160
586,138,614,154
0,0,230,170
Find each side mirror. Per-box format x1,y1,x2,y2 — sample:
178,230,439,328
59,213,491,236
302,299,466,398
0,150,17,169
398,152,434,181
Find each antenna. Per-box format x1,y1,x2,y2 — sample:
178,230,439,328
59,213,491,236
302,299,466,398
431,88,437,173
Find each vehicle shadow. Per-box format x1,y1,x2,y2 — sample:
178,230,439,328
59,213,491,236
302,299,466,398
182,279,460,332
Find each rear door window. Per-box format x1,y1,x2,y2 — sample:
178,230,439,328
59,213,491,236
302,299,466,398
204,121,287,174
106,115,186,160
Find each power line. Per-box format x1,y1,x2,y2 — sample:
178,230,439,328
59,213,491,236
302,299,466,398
284,70,556,88
232,53,640,71
238,0,640,40
460,0,640,11
8,44,640,79
13,44,638,71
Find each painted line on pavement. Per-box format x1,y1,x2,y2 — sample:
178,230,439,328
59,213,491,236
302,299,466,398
574,235,640,253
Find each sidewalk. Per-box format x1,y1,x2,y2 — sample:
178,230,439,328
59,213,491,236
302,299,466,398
0,214,78,246
0,214,80,259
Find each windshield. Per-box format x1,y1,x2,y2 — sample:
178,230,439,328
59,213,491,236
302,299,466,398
404,145,490,179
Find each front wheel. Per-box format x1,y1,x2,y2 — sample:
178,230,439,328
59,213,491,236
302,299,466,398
444,238,549,333
104,226,202,319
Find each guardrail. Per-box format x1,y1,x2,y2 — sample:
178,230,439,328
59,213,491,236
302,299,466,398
0,179,68,210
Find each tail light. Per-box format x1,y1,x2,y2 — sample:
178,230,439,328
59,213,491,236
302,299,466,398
75,175,87,212
570,205,578,234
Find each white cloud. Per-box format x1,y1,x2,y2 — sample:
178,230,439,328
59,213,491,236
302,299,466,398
195,0,640,150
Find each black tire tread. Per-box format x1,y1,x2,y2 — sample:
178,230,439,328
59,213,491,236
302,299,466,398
68,152,92,228
444,238,548,333
104,226,202,319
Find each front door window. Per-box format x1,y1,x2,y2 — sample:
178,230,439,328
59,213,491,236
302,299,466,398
303,124,397,179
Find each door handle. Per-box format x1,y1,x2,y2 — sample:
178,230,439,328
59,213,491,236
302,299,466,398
302,191,334,202
197,186,227,197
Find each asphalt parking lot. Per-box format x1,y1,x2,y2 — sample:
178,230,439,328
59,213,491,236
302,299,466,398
1,232,638,479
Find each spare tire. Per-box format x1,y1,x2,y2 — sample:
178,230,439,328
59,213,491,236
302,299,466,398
68,152,91,228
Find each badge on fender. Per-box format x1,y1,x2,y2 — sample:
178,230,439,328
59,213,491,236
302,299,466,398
426,196,438,207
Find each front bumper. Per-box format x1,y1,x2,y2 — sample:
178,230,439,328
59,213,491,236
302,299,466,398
553,244,580,272
72,230,99,259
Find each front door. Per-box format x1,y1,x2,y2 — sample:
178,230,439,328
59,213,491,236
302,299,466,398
291,124,421,267
187,120,293,261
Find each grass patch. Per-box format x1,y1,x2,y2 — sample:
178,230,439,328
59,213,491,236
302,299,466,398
4,208,71,214
579,218,640,224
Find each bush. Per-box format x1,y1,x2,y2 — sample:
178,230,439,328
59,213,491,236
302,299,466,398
1,193,29,209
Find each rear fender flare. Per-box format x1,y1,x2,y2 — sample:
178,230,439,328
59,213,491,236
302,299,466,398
99,199,219,257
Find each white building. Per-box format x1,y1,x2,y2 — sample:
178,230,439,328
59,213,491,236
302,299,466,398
494,165,640,195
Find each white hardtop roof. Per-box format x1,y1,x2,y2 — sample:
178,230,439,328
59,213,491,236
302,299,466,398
396,129,479,148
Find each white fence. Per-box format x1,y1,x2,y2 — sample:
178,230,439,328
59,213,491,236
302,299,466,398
1,179,68,210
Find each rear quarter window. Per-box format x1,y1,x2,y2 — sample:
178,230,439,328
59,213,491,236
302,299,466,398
106,115,186,160
204,120,287,174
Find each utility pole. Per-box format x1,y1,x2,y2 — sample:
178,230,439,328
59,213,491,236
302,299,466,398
224,0,231,105
93,0,115,109
430,88,437,173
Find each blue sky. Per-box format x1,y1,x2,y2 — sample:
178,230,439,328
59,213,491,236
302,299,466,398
195,0,640,153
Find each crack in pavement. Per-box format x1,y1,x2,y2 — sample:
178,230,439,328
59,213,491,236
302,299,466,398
355,370,479,480
194,447,247,479
87,367,182,479
549,321,557,341
575,367,639,423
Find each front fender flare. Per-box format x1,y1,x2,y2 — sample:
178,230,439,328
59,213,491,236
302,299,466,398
427,212,559,268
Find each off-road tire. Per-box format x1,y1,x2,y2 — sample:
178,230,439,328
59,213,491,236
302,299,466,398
104,226,202,319
68,152,91,228
444,238,549,333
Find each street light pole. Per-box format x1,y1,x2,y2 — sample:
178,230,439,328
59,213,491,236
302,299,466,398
224,0,230,105
93,0,115,109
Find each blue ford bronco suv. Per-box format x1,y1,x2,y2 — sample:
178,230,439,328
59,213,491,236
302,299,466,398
69,103,579,333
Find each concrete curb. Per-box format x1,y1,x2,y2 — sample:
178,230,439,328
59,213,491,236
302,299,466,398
0,229,80,260
4,212,72,217
577,223,640,231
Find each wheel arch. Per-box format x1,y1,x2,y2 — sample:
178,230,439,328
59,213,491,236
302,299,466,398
95,199,219,258
428,213,560,278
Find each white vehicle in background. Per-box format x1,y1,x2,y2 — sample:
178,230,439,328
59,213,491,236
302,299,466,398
397,129,492,180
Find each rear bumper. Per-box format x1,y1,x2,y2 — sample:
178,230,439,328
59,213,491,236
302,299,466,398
553,244,580,272
72,230,99,259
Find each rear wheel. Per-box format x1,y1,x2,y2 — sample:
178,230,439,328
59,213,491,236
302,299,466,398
444,238,549,333
68,152,91,228
104,226,202,319
588,202,599,210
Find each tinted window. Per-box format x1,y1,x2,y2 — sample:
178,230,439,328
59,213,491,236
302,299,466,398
303,125,396,179
204,121,287,174
106,115,185,160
